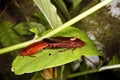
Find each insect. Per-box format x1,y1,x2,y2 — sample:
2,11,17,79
46,37,84,48
19,41,48,56
19,37,85,56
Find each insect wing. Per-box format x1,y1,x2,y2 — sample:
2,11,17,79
19,41,48,56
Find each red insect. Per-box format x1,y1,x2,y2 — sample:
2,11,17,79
46,37,84,48
19,37,85,56
19,41,48,56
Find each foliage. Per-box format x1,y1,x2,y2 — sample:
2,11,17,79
12,26,100,75
0,0,117,80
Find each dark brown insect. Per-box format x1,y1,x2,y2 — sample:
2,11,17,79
47,37,84,48
19,37,85,56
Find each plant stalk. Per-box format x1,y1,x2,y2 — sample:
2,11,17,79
0,0,112,54
66,64,120,79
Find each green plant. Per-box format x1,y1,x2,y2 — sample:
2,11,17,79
0,0,114,80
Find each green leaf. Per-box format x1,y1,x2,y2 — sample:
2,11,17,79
31,72,44,80
53,0,70,20
108,55,120,65
14,22,46,36
33,0,62,28
0,21,21,47
30,27,39,39
0,21,21,56
12,27,100,75
14,22,32,35
72,0,82,9
28,22,47,36
34,13,50,28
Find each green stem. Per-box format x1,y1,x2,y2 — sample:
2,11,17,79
36,0,113,41
60,65,65,80
0,0,112,54
66,69,98,79
66,64,120,79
